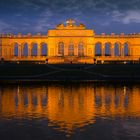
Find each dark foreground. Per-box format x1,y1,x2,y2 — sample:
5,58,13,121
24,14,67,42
0,63,140,82
0,83,140,140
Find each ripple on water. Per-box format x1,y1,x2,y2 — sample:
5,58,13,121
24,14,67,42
0,83,140,139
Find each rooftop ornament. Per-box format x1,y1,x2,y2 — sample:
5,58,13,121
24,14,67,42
66,19,76,27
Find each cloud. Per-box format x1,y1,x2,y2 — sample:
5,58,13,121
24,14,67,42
0,19,31,33
17,0,41,10
100,21,110,26
1,0,140,12
1,0,140,34
33,9,54,32
0,20,14,32
112,10,140,24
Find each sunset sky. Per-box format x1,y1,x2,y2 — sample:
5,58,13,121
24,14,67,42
0,0,140,34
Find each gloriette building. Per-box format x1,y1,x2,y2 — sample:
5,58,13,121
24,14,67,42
0,19,140,64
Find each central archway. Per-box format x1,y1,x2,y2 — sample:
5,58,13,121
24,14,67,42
68,43,74,56
58,42,64,56
78,42,84,57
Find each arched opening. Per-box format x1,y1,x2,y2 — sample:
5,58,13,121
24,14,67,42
95,42,102,56
114,43,121,56
41,43,48,56
13,43,18,56
78,42,84,57
31,43,38,56
68,43,74,56
22,43,28,56
124,43,129,56
105,43,111,56
58,42,64,56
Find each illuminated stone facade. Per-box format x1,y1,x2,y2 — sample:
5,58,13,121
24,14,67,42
0,19,140,63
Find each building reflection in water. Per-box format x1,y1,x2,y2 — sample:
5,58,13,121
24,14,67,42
0,84,140,134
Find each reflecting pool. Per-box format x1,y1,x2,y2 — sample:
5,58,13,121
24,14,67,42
0,83,140,140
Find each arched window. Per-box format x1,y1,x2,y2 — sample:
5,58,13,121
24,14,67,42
58,42,64,56
41,43,48,56
78,42,84,56
14,43,18,56
22,43,28,56
95,42,102,56
105,43,111,56
124,43,129,56
114,43,121,56
68,43,74,56
31,43,38,56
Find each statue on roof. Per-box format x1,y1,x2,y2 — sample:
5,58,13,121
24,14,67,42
66,19,75,27
56,23,64,28
56,19,86,29
79,23,85,27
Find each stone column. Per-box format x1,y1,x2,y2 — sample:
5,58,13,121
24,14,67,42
7,47,10,59
10,46,13,58
111,44,114,57
122,45,124,56
28,45,31,57
64,43,68,56
55,44,58,56
9,46,13,58
38,46,41,57
72,44,74,56
102,44,105,56
93,44,95,57
84,45,87,57
5,45,10,59
18,45,22,58
120,44,123,56
119,44,122,56
0,46,2,57
1,45,4,57
128,46,131,56
12,46,14,58
74,44,78,56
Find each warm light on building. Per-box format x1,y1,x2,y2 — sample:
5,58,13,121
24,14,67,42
0,19,140,63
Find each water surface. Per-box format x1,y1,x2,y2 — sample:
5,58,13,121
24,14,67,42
0,83,140,140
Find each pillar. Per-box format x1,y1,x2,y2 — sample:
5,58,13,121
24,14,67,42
74,44,78,56
119,44,123,56
93,44,95,57
121,45,124,56
5,45,11,59
102,44,105,56
28,45,31,57
64,43,68,56
128,46,131,56
18,45,22,58
9,46,13,58
38,46,41,57
56,44,58,56
11,47,13,58
0,45,2,57
120,44,123,56
84,45,87,57
111,44,114,56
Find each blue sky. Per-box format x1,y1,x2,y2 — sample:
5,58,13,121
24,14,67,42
0,0,140,34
